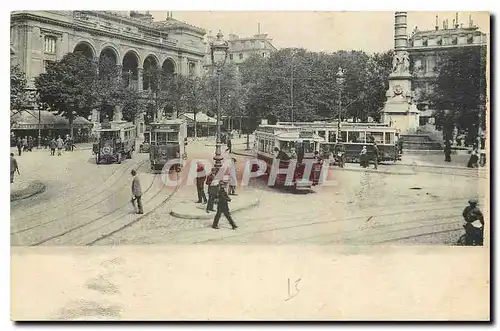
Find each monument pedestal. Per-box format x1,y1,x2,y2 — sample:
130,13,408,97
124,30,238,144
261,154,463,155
381,72,420,133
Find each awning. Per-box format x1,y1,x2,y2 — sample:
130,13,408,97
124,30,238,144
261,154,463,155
179,112,218,125
11,110,93,130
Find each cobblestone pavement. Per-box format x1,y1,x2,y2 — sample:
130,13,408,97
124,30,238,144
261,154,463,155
10,139,488,246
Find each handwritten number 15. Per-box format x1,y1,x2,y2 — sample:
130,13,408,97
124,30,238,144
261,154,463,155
286,278,301,301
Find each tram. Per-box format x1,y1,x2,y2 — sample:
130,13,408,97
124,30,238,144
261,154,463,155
320,124,400,164
254,124,324,191
148,119,188,172
93,120,136,164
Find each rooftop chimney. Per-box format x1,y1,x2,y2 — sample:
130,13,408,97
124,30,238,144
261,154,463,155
469,14,474,28
455,12,459,28
258,22,261,34
435,15,439,30
452,19,456,28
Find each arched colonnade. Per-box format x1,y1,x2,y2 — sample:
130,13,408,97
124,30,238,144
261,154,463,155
73,41,177,91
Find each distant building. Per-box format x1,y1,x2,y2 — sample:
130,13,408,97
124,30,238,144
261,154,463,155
408,13,488,123
204,26,278,71
10,10,206,138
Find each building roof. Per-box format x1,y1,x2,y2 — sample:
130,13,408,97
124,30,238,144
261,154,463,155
11,110,92,129
179,112,218,124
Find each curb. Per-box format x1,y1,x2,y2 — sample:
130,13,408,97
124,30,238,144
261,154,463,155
170,198,259,220
232,150,254,158
398,161,488,171
10,180,46,202
332,166,415,176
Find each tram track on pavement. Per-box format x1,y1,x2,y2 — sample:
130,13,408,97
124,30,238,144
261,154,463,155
27,172,180,246
10,159,148,222
188,199,470,244
10,156,129,211
11,160,150,235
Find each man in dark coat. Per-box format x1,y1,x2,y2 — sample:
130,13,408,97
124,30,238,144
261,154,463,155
462,198,484,246
212,181,237,230
196,162,207,203
16,138,23,156
131,169,143,214
205,168,218,213
372,142,379,170
444,140,452,162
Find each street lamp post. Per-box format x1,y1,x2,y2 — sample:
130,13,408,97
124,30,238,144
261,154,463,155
210,30,229,171
336,67,345,141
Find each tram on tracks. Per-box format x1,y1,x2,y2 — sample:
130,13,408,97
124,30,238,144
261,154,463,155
254,124,324,191
320,124,401,164
93,120,136,164
148,119,188,172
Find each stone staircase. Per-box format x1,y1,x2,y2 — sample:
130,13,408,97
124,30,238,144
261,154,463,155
400,134,443,151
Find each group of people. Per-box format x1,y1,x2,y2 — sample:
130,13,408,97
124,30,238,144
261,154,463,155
195,161,238,230
14,135,74,157
14,136,35,156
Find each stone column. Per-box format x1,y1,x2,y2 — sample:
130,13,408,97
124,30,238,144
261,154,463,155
137,67,143,91
325,130,329,142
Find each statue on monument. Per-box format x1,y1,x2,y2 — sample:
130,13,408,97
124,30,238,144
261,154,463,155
391,51,411,75
391,53,401,73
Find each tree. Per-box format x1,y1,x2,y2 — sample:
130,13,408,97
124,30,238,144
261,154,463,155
181,75,207,138
10,64,31,123
94,56,142,122
428,46,487,142
35,52,96,138
236,48,393,124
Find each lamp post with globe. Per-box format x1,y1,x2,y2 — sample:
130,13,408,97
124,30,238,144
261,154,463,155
209,30,229,171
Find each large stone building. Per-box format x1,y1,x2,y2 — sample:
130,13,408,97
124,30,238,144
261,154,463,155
10,10,206,138
408,13,488,123
203,27,277,70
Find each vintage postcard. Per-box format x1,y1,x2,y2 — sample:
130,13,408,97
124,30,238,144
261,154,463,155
9,9,490,321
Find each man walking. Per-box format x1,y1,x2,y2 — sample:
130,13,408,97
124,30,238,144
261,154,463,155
372,142,379,170
130,169,143,214
196,161,207,204
49,138,57,156
226,138,232,153
56,135,64,156
212,181,237,230
444,140,452,163
205,168,217,213
10,153,20,184
16,137,23,156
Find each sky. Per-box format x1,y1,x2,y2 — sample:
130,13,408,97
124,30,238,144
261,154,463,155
150,11,489,54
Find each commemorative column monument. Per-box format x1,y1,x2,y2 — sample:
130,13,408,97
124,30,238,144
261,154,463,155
381,11,420,132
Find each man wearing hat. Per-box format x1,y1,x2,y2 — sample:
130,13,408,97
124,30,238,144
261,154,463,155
212,181,237,230
195,161,207,204
462,198,484,246
205,168,218,213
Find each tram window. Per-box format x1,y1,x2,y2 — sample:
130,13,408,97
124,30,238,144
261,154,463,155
385,132,394,144
157,132,167,144
348,132,361,143
370,132,384,144
167,132,178,142
340,131,347,142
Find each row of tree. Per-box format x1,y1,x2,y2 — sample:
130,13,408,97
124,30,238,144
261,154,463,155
11,45,487,140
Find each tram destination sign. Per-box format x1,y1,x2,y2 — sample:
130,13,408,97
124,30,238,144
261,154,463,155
299,131,315,139
153,124,178,131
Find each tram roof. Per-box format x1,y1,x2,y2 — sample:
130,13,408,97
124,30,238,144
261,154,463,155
150,119,186,125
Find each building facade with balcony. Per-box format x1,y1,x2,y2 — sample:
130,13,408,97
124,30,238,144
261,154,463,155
203,30,278,71
408,14,488,124
10,10,206,138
